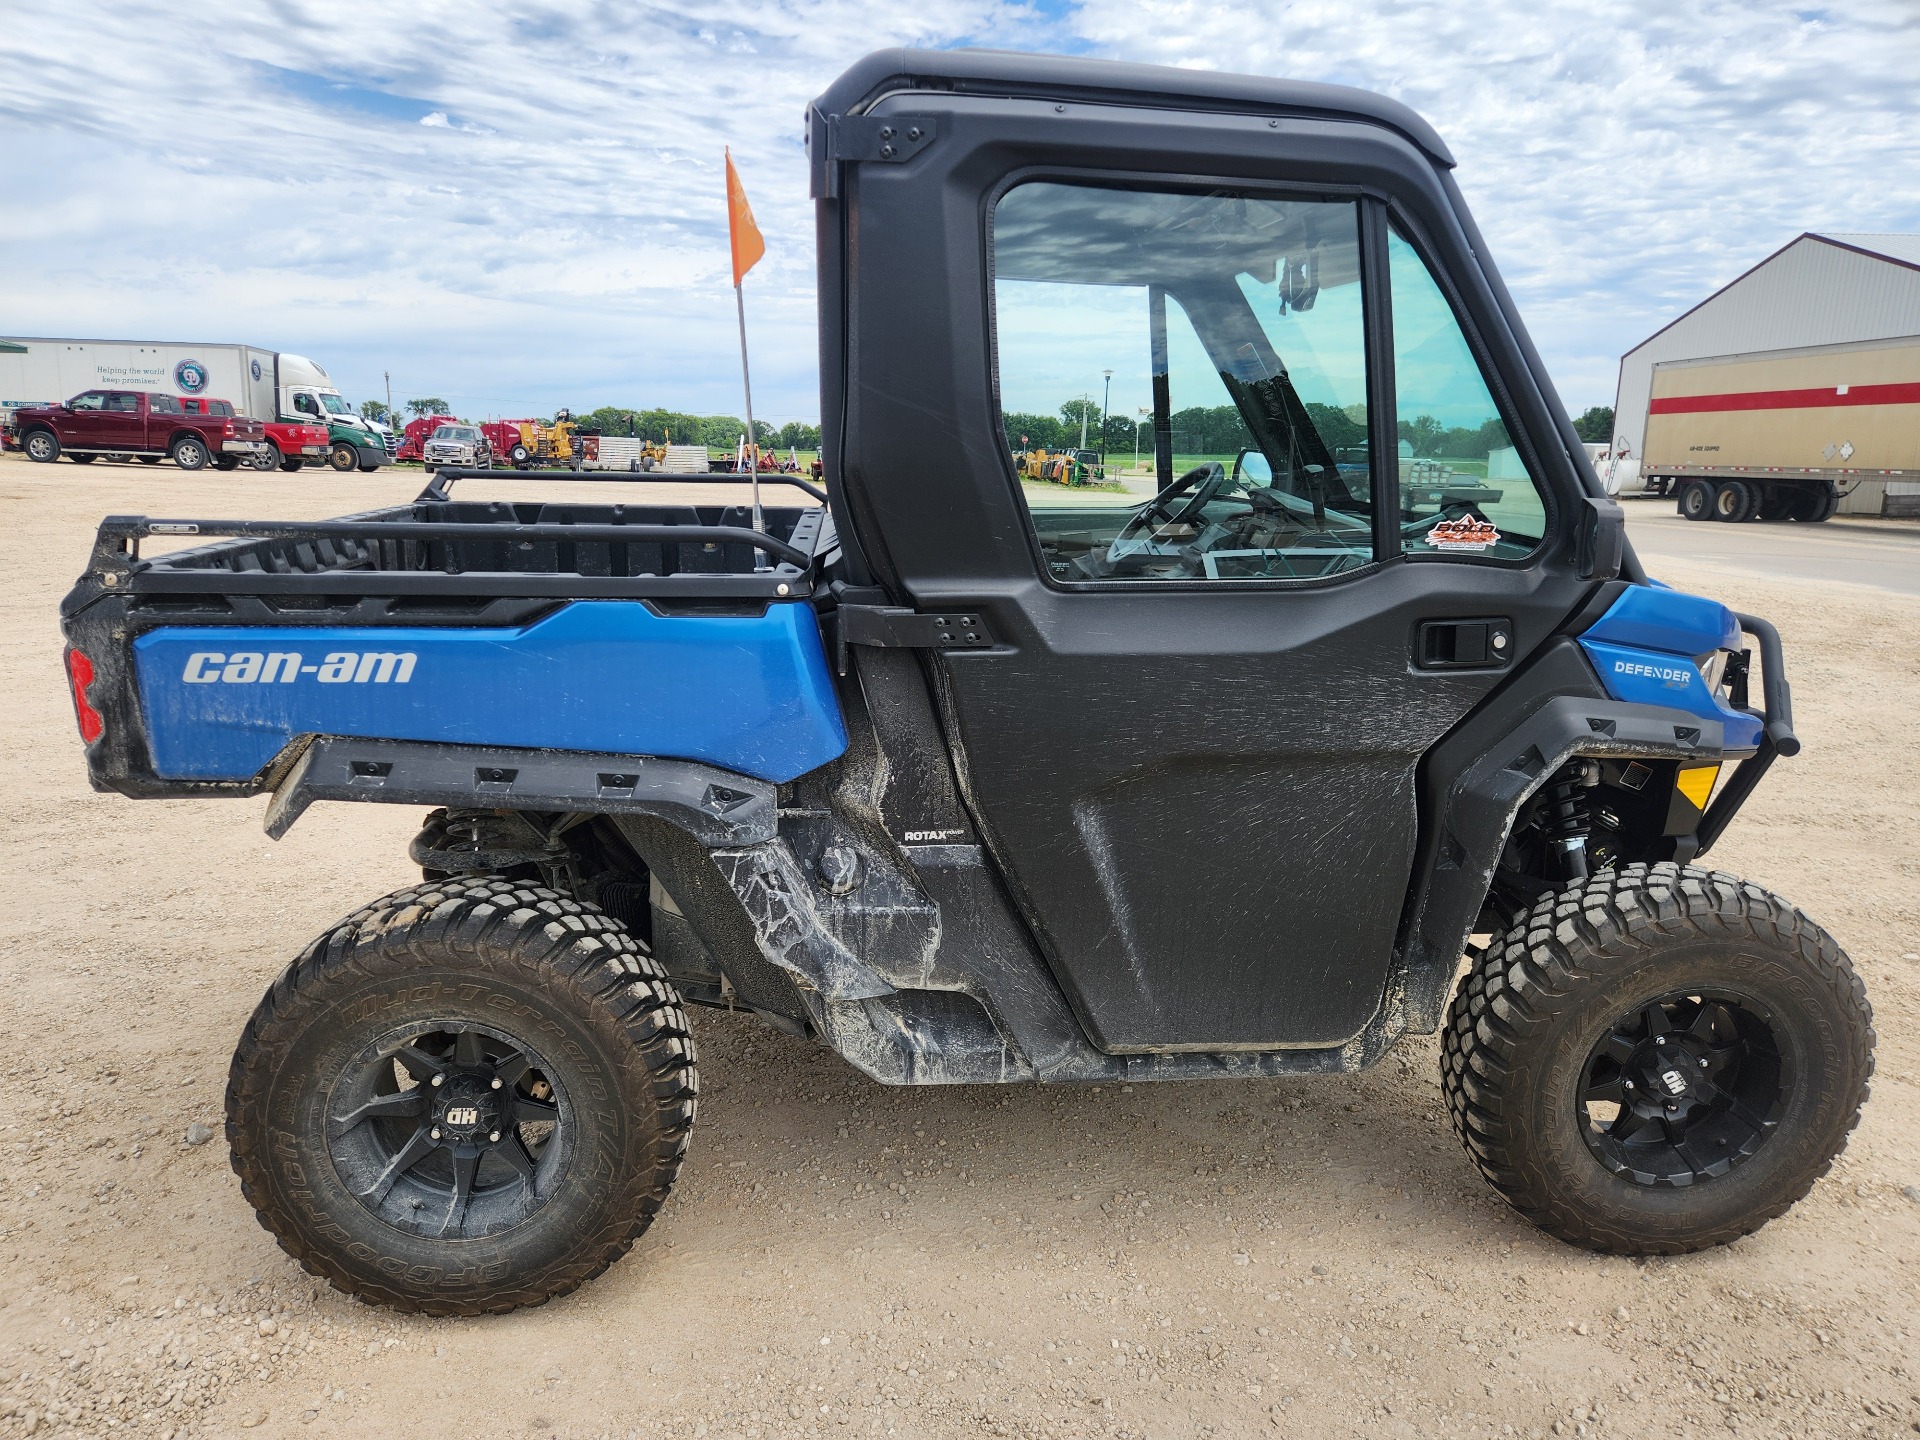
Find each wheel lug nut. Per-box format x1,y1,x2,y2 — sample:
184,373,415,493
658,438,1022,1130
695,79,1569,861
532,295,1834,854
491,1078,502,1089
1655,1035,1667,1045
489,1131,501,1143
430,1075,444,1087
1698,1057,1709,1068
431,1128,442,1140
1622,1080,1634,1090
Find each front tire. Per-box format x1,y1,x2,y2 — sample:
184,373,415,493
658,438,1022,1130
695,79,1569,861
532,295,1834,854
1442,864,1871,1254
328,442,358,473
22,430,61,462
226,877,697,1315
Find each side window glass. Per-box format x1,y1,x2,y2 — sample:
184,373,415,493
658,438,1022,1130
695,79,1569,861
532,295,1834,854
105,393,139,413
993,182,1373,583
1388,228,1549,557
294,393,316,415
151,395,182,414
70,392,104,411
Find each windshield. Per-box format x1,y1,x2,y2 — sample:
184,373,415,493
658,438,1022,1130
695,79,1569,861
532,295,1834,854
435,425,479,441
317,393,353,416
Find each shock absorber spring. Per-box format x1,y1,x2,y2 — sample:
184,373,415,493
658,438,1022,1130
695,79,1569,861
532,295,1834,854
1542,760,1601,881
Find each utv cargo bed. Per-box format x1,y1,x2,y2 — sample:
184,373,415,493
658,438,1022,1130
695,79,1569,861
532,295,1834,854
60,472,846,796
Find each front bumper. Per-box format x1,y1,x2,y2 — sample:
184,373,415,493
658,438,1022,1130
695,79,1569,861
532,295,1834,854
354,445,390,467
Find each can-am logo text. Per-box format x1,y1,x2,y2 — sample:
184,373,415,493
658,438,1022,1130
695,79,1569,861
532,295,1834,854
181,651,416,684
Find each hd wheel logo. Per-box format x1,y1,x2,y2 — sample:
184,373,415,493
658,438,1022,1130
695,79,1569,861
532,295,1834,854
180,650,416,684
444,1106,480,1125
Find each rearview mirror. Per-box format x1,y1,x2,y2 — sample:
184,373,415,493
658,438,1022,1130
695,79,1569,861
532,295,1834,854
1234,448,1273,485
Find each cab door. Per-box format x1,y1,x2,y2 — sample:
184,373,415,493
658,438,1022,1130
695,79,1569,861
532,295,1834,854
59,390,109,446
830,96,1596,1052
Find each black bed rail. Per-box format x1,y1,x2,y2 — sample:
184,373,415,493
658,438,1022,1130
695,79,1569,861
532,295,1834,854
91,514,815,572
419,466,830,505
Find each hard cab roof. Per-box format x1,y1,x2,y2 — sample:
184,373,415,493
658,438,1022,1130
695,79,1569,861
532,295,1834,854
809,47,1454,168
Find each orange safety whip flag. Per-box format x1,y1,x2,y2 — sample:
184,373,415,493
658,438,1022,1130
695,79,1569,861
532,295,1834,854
725,148,765,288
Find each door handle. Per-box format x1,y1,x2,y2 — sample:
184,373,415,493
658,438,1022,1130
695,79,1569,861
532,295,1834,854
1415,618,1513,670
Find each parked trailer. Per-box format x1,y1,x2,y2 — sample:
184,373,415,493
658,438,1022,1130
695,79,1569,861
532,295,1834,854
1642,336,1920,522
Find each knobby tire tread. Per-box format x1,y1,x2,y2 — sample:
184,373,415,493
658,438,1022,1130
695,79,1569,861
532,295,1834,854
227,877,697,1316
1439,862,1872,1254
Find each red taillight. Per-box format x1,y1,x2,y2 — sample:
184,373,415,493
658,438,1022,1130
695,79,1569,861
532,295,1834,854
65,648,103,744
224,420,236,436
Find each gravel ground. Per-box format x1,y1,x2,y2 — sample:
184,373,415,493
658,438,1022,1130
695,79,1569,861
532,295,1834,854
0,456,1915,1440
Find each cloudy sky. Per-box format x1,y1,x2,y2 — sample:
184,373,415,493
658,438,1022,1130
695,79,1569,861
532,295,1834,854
3,0,1917,426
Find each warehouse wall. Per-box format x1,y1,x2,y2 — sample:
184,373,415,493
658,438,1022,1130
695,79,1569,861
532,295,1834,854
1613,237,1920,476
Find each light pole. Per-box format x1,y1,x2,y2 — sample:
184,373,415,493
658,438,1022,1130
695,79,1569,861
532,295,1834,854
1134,407,1149,474
1078,393,1091,451
1100,369,1113,466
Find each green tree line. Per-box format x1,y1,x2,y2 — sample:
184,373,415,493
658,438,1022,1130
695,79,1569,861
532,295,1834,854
567,407,820,451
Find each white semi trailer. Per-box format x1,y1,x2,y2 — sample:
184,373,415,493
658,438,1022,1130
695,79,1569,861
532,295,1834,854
1635,335,1920,522
0,337,395,466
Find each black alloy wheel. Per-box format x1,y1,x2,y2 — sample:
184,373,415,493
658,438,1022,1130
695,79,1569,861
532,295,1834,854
227,877,697,1315
1443,864,1872,1254
328,1023,568,1240
1578,990,1784,1186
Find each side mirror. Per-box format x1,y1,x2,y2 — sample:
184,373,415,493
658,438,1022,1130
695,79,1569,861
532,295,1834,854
1576,495,1625,580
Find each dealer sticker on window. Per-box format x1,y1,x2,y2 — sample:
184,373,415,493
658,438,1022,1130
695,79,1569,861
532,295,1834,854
1428,516,1500,551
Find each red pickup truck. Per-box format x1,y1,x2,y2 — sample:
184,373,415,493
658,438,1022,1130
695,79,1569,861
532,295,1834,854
179,397,328,472
12,389,269,471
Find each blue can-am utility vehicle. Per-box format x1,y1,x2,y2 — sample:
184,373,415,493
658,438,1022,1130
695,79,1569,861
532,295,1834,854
59,50,1872,1315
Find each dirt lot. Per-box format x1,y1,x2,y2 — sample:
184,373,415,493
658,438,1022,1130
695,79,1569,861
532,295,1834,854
1,456,1916,1440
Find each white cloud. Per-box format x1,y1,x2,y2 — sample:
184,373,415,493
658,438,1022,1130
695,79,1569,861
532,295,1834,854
1,0,1914,422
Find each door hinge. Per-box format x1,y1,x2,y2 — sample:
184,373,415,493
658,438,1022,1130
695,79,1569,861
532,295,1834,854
809,112,938,199
833,604,994,675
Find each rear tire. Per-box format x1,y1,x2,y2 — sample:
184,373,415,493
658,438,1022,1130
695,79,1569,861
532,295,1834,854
1712,480,1756,522
171,435,210,470
1441,864,1872,1254
280,456,304,472
248,449,278,472
227,877,697,1315
70,453,96,464
1677,480,1714,521
22,430,61,462
215,455,242,471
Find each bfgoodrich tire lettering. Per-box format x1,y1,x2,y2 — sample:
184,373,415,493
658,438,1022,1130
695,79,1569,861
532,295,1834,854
226,877,697,1315
1441,863,1872,1254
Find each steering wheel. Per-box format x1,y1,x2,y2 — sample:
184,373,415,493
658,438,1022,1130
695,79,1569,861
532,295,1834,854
1109,462,1229,560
